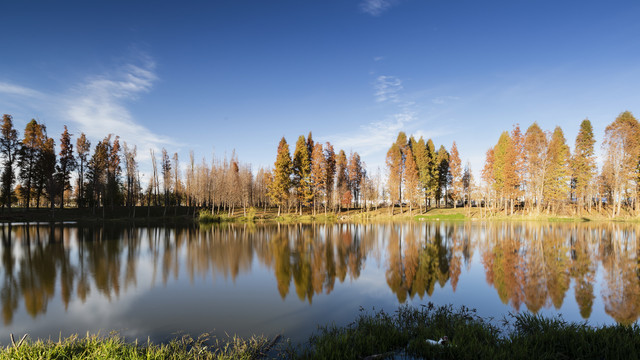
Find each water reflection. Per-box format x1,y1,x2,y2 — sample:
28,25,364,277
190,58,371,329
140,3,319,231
1,221,640,329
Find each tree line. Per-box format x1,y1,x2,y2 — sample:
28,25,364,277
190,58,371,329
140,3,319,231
2,110,638,217
480,111,639,217
266,133,378,216
385,111,640,217
385,132,467,214
0,114,269,216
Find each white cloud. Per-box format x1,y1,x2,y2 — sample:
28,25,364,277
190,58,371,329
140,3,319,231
0,82,45,98
431,96,460,105
332,109,415,157
65,59,174,160
374,75,402,103
360,0,394,16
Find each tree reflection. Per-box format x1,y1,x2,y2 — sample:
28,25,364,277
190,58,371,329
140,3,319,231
1,222,640,326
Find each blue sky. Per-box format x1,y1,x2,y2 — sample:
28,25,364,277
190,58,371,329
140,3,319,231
1,0,639,181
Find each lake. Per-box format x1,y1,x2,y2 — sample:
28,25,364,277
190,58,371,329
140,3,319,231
0,221,638,345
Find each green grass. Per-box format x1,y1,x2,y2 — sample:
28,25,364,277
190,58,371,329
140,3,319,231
0,332,276,360
414,213,466,221
198,210,232,224
290,304,640,359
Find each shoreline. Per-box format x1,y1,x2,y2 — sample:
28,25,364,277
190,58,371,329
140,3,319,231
1,205,639,225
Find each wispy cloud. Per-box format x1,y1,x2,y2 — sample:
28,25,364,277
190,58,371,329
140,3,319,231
332,109,416,157
331,74,424,163
431,95,460,105
360,0,394,16
374,75,402,103
0,82,45,98
65,58,174,158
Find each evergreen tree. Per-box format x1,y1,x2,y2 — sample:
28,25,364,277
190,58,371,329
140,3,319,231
268,137,292,216
436,145,450,207
571,119,596,213
0,115,20,210
412,137,429,208
543,126,570,212
292,135,312,214
425,139,439,208
57,125,76,208
18,119,46,209
324,142,336,212
492,132,510,204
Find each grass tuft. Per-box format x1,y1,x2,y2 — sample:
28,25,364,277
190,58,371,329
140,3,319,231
0,332,274,360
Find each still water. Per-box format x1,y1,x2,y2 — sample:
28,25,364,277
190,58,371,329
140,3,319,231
0,221,638,344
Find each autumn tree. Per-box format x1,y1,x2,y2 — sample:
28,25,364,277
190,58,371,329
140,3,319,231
335,149,349,210
292,135,312,214
18,119,46,209
492,132,513,213
409,137,426,210
602,111,640,217
268,137,292,216
0,115,20,210
510,125,525,213
570,119,596,213
310,142,326,214
76,133,91,208
56,126,76,208
543,126,570,212
403,146,420,214
347,151,364,207
524,123,548,213
449,142,462,208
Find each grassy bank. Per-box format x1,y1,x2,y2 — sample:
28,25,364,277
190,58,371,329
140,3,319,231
292,304,640,359
5,304,640,359
1,204,637,225
0,332,277,360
